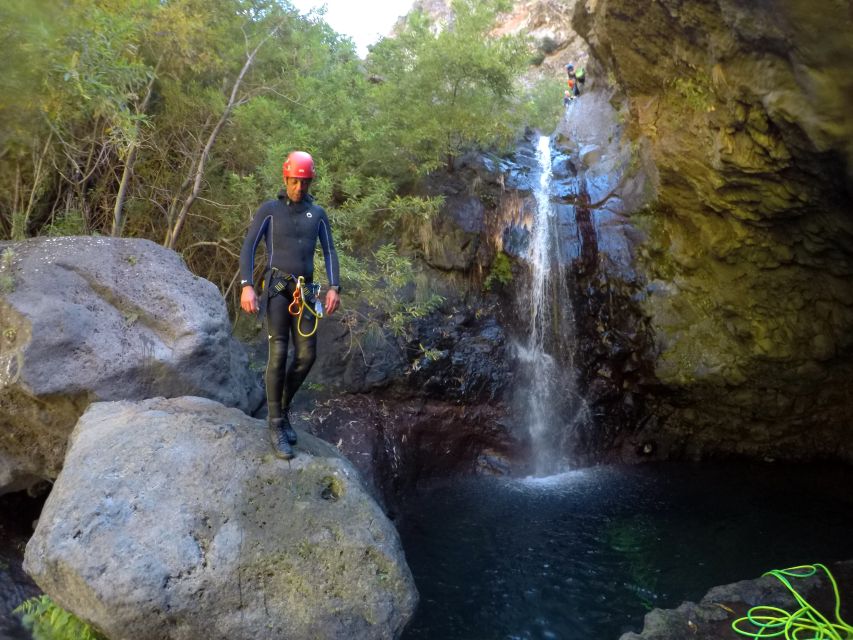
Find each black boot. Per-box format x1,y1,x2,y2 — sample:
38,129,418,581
281,408,298,445
269,418,295,460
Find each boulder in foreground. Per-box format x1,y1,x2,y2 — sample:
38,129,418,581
24,396,417,640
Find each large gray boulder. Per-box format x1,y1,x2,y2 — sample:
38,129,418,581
24,396,417,640
0,237,262,494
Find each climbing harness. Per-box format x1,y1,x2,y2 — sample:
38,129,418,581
256,269,323,337
287,275,324,338
731,564,853,639
254,268,286,330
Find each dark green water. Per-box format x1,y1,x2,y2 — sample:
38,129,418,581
397,462,853,640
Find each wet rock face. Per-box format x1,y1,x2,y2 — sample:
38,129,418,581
404,311,512,403
281,150,530,501
309,302,512,405
568,0,853,461
303,292,518,505
0,237,263,495
305,395,518,510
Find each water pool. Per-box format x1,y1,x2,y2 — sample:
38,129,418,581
397,462,853,639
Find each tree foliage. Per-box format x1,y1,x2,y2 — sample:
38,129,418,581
0,0,541,331
366,0,530,176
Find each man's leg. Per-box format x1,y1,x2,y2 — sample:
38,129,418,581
265,294,291,419
283,314,318,410
266,295,295,458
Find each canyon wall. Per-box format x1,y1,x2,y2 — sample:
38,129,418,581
568,0,853,460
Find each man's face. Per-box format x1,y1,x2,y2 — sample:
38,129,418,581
285,177,312,202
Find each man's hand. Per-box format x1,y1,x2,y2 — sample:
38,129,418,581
241,286,259,314
324,288,340,316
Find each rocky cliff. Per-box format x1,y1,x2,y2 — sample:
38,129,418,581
565,0,853,461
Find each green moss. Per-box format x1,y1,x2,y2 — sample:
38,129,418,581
669,76,713,112
607,70,617,88
320,475,345,501
484,252,513,291
254,541,406,628
627,139,643,176
632,204,679,281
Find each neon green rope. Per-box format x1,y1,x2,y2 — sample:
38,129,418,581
731,564,853,639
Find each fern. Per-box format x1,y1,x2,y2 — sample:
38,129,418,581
14,595,107,640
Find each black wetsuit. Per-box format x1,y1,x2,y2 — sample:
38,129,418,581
239,192,340,418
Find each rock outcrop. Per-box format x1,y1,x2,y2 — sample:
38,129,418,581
620,561,853,640
24,396,417,640
562,0,853,462
0,237,263,494
411,0,589,80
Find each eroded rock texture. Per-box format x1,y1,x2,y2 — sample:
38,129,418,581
0,237,263,494
24,396,416,640
569,0,853,461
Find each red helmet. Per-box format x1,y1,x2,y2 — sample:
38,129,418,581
282,151,315,180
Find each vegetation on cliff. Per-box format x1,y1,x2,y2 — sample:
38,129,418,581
0,0,551,327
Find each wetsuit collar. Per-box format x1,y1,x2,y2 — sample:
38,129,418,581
277,190,314,207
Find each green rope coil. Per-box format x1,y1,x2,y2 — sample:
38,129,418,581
731,564,853,639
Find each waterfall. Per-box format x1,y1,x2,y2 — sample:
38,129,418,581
515,135,589,475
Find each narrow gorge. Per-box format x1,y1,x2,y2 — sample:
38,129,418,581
1,1,851,639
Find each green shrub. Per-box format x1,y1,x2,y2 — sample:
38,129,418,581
539,36,558,55
14,596,106,640
529,51,546,66
45,210,87,237
520,76,566,133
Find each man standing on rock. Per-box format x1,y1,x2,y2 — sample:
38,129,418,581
239,151,341,460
